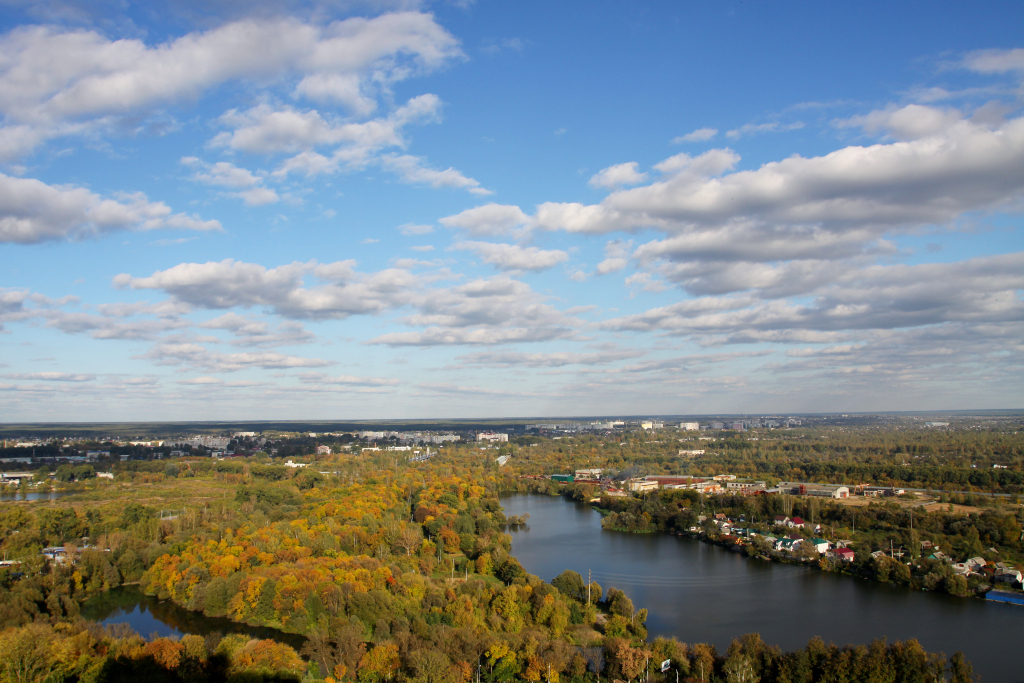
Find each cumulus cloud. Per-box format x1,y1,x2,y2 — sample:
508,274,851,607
198,312,315,347
216,95,486,194
370,275,579,346
114,258,416,320
530,113,1024,268
138,340,333,372
0,12,462,158
452,241,568,272
114,258,578,347
181,157,280,206
214,94,439,157
595,239,632,275
602,252,1024,342
672,127,718,143
835,104,967,141
588,162,647,189
0,172,220,243
439,203,530,236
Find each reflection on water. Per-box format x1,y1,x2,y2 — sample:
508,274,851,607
0,490,72,501
502,493,1023,683
81,586,306,650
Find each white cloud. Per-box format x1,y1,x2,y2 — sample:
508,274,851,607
672,127,718,143
835,104,967,141
454,348,643,368
177,376,224,385
380,153,491,193
180,157,280,206
0,172,220,243
595,239,633,275
215,94,439,157
295,372,400,386
533,114,1024,251
1,372,94,381
962,48,1024,74
370,275,579,346
589,161,647,189
115,258,416,320
725,121,804,139
198,312,315,347
0,12,462,159
399,222,434,235
138,340,333,372
182,157,261,188
439,203,530,236
452,240,568,271
602,252,1024,341
115,259,577,347
625,272,668,294
235,187,280,206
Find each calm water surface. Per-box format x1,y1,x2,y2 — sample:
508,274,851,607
502,493,1020,683
0,490,72,501
81,586,306,650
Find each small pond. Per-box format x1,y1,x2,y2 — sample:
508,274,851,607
81,585,307,650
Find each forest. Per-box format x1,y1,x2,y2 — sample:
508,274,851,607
0,421,1010,682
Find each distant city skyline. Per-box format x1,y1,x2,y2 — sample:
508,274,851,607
0,1,1022,420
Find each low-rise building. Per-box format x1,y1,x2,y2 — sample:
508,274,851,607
725,480,767,493
477,432,509,443
628,478,659,492
832,548,856,562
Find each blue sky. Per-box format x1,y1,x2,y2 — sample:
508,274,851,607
1,0,1022,421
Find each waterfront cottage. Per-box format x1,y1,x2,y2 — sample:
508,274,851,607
809,538,830,553
994,568,1023,584
833,547,856,562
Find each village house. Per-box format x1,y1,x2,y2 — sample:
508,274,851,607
830,547,856,562
994,568,1023,584
808,538,830,553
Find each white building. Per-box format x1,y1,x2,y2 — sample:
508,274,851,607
575,468,603,480
477,433,509,443
679,422,700,431
678,449,705,456
316,445,331,455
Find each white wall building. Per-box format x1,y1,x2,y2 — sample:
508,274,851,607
477,433,509,443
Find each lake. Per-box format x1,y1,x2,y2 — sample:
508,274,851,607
81,585,307,650
502,493,1021,683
